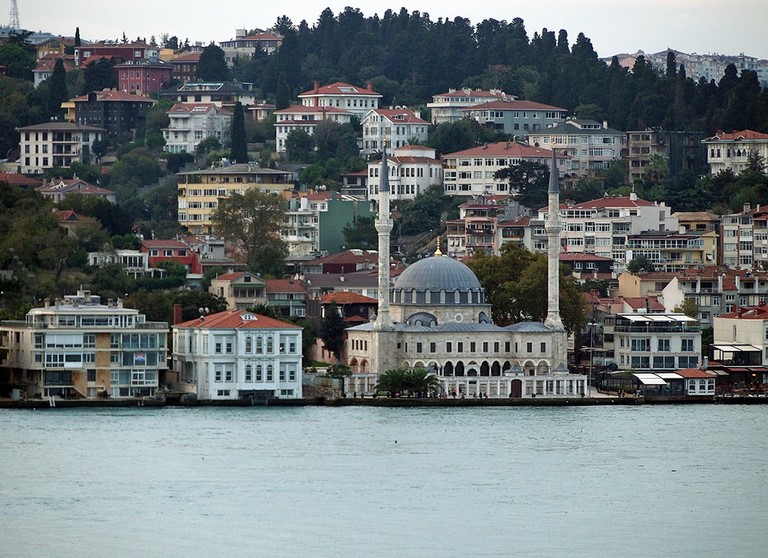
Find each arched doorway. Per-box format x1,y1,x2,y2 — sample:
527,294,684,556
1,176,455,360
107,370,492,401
511,379,523,398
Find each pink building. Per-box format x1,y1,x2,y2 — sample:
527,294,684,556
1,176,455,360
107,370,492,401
116,59,172,96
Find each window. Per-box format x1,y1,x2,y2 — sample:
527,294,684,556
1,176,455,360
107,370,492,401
245,365,252,382
657,339,670,351
681,339,694,351
446,342,452,353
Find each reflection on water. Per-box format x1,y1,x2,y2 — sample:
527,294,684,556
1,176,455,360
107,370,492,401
1,405,767,558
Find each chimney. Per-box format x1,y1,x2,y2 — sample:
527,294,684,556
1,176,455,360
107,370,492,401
602,120,608,129
173,303,183,325
743,202,751,213
313,80,319,93
366,81,373,91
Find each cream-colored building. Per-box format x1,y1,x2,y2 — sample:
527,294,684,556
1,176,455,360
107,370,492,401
298,81,382,120
0,289,168,399
209,271,267,310
703,129,768,175
274,105,354,153
177,164,293,235
163,103,232,154
367,145,443,201
19,122,105,174
360,108,429,155
427,88,514,125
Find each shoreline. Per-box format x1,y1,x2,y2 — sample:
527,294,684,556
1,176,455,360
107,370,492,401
1,394,766,409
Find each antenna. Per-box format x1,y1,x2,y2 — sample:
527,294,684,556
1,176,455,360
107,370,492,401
9,0,19,29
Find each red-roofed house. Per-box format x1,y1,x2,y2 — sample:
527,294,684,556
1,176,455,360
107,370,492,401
209,271,267,310
33,53,76,88
140,239,201,274
75,42,159,68
703,129,768,175
442,141,568,198
72,89,157,138
298,81,382,119
300,249,378,275
361,108,429,155
172,309,303,400
168,51,200,83
462,98,567,135
559,252,615,281
0,172,42,189
367,145,443,201
265,279,308,318
427,88,515,125
320,292,377,322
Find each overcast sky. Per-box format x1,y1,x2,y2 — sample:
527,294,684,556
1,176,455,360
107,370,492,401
16,0,768,59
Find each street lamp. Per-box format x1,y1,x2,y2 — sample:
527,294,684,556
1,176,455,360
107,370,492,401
587,321,598,396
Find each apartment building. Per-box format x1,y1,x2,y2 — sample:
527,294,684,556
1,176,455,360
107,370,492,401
703,129,768,175
461,99,567,135
442,141,567,198
626,229,718,272
527,118,626,177
427,88,514,125
367,145,442,201
613,312,701,373
625,129,707,182
0,289,168,399
209,271,267,310
72,89,157,138
177,164,293,235
18,122,105,174
163,103,232,154
298,81,382,120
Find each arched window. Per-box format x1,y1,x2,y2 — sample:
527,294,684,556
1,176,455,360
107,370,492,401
454,289,461,304
266,337,274,353
245,337,252,353
255,336,263,354
245,365,252,382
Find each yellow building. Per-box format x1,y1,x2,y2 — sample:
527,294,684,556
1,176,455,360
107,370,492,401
177,164,293,235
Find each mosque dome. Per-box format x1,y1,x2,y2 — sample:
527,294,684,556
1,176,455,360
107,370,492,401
393,255,485,307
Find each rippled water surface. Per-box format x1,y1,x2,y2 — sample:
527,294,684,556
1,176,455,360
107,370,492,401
2,405,767,557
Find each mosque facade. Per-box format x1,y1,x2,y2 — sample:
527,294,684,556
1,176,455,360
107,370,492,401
344,146,587,398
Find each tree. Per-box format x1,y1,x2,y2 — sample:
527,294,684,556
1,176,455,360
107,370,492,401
285,129,315,163
468,243,585,334
375,367,439,397
494,160,550,210
229,102,248,163
196,44,231,81
320,304,347,361
673,298,699,319
0,42,34,79
47,58,68,118
212,188,286,273
84,58,117,92
427,120,476,156
626,255,655,273
342,216,377,250
74,27,81,47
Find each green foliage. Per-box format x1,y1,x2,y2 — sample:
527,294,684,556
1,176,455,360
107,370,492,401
47,58,68,118
195,136,221,155
320,304,347,360
285,128,314,163
626,255,655,273
164,152,194,174
325,363,352,378
395,184,453,236
375,367,440,397
427,120,477,156
196,44,232,81
342,216,377,250
494,160,550,210
212,188,287,274
84,58,117,92
57,194,134,236
467,243,585,334
229,102,248,163
0,42,34,80
130,289,227,324
673,298,699,319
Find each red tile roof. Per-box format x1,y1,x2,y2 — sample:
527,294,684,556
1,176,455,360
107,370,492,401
72,89,157,103
434,89,510,99
623,297,665,312
265,279,308,294
0,173,43,187
704,129,768,141
175,309,300,330
300,81,381,96
141,239,190,249
675,368,718,379
275,104,352,115
559,253,614,262
369,108,427,124
561,196,656,210
719,305,768,320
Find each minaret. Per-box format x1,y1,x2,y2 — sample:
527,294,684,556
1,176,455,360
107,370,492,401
544,149,568,370
374,141,393,331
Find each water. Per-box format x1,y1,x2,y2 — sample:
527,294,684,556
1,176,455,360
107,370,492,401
1,405,767,558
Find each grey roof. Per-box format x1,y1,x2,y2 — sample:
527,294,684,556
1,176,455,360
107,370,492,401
177,164,290,176
505,322,552,333
346,322,506,333
394,256,481,292
18,122,106,132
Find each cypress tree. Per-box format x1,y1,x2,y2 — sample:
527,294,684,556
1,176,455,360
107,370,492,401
47,58,68,118
229,102,248,163
74,27,81,47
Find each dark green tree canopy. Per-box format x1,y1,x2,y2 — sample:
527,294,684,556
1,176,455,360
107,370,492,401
196,44,232,81
229,101,248,163
494,160,550,210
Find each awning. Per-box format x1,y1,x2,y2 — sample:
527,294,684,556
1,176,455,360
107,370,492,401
711,344,762,352
656,372,684,380
633,373,668,385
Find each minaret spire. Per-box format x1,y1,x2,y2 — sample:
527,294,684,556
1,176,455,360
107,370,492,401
374,140,393,330
544,149,567,371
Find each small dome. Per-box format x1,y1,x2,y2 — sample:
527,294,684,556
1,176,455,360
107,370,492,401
394,256,482,292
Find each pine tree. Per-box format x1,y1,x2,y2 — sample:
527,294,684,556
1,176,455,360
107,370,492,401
74,27,81,47
196,44,231,81
229,102,248,163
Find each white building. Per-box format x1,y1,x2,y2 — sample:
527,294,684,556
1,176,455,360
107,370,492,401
613,312,701,373
0,289,168,399
427,88,514,125
298,81,382,120
163,103,232,154
274,105,354,153
442,141,568,198
18,122,105,174
702,129,768,175
344,148,585,399
361,108,429,155
367,145,443,201
527,118,626,176
219,29,283,66
172,309,303,400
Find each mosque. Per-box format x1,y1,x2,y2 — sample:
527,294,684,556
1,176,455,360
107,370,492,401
344,145,588,398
